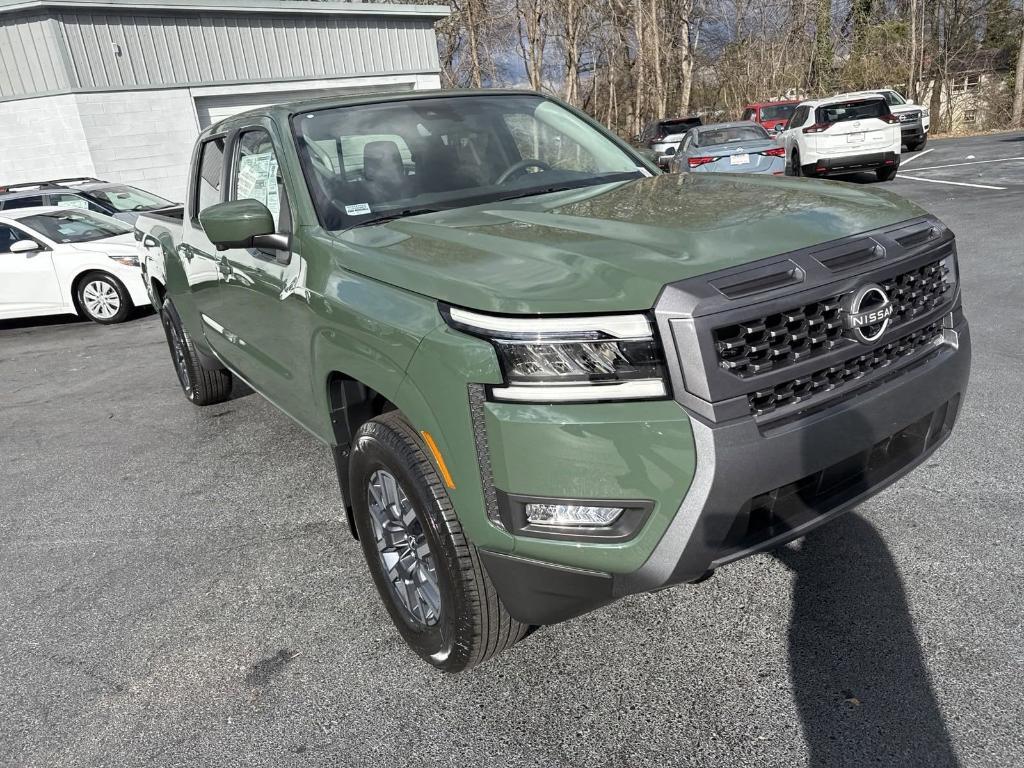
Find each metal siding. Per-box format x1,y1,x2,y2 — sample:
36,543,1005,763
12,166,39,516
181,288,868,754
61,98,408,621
0,11,71,98
1,7,441,99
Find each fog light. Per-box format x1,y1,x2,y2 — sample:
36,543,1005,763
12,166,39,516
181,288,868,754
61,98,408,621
525,504,623,527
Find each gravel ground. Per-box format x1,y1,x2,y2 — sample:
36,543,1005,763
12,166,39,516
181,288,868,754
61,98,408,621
1,133,1022,768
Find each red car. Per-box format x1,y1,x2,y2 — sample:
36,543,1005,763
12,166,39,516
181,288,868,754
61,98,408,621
741,100,800,132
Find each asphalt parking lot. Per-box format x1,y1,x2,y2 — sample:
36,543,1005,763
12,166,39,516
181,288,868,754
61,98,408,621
2,132,1022,768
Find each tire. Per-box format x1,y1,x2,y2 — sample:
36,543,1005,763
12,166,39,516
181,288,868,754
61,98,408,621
159,299,232,406
349,411,529,672
906,136,927,152
76,271,131,324
876,165,899,182
788,149,802,177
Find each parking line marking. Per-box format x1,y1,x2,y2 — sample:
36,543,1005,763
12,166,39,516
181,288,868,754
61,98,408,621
908,156,1024,172
897,174,1007,190
899,148,934,165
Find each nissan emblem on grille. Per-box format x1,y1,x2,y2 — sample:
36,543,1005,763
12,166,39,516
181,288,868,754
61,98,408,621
841,284,895,344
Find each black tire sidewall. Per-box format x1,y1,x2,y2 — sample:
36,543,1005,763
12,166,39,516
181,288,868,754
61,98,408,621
77,272,130,324
159,299,196,402
349,420,464,668
790,150,801,177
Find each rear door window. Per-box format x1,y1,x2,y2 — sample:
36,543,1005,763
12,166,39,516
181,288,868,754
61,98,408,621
816,99,889,124
2,196,45,210
193,137,226,219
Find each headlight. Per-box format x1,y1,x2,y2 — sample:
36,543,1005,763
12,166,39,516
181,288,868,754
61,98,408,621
443,306,669,402
108,253,139,267
921,108,930,118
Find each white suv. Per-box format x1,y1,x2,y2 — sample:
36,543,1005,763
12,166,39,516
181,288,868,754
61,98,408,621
836,89,930,151
778,95,902,182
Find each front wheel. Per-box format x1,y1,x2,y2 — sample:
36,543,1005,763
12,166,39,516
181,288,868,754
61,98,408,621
159,299,232,406
906,136,927,152
349,412,530,672
76,272,131,324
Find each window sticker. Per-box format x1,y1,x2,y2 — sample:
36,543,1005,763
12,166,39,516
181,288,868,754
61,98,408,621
56,198,89,209
345,203,371,216
236,151,280,223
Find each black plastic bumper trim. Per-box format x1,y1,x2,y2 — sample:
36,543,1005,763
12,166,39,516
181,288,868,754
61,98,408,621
479,550,614,626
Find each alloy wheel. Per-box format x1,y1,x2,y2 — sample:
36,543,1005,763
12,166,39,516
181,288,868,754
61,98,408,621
82,279,121,319
366,469,441,627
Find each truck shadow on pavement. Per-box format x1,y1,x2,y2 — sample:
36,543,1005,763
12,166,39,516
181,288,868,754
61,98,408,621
773,512,960,768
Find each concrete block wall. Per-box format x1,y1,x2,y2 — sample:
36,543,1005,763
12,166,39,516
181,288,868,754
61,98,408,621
0,95,95,185
76,89,199,202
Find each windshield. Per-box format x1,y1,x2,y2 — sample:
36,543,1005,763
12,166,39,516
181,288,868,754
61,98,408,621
20,210,131,243
759,104,796,121
696,125,769,146
882,91,906,106
292,94,644,230
82,185,173,212
816,99,889,124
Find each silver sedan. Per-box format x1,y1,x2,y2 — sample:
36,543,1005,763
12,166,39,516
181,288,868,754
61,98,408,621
668,122,786,175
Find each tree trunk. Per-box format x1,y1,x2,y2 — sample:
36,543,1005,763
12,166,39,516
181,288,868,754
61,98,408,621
907,0,918,99
1013,16,1024,127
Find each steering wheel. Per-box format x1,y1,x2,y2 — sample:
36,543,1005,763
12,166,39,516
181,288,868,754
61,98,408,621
495,158,552,185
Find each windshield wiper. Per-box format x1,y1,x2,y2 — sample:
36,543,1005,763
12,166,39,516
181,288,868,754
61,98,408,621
344,207,440,231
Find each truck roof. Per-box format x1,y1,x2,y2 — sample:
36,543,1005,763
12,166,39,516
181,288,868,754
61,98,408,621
205,88,543,135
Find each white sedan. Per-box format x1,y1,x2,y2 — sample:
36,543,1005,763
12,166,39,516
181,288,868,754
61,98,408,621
0,207,149,324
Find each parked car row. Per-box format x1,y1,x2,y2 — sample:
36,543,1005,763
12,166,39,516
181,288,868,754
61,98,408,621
639,87,928,183
0,177,175,324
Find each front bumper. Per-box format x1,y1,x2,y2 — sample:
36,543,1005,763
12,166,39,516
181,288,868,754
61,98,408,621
901,123,926,144
483,317,969,625
479,220,970,626
804,151,898,176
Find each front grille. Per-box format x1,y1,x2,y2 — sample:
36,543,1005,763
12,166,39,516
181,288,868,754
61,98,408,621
748,320,943,416
899,111,922,123
714,258,950,377
880,260,950,324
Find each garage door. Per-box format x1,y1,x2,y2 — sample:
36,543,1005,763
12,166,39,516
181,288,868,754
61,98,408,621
194,84,415,128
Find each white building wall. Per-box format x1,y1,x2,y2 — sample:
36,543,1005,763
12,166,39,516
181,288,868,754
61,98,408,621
75,89,200,201
0,94,95,183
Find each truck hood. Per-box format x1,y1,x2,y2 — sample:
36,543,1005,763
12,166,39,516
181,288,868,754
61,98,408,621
332,173,926,314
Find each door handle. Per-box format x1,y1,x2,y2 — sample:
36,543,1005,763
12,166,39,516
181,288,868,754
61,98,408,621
218,259,233,279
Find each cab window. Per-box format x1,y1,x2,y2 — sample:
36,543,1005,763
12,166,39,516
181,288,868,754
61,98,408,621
231,129,289,233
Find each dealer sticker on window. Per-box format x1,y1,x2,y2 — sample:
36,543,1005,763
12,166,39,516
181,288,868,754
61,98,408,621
345,203,371,216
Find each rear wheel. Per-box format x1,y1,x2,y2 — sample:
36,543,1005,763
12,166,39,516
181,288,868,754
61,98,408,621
788,149,802,177
906,136,927,152
76,272,131,324
349,411,529,672
876,165,899,182
159,299,232,406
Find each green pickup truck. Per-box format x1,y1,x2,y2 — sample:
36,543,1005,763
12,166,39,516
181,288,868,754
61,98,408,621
136,90,970,672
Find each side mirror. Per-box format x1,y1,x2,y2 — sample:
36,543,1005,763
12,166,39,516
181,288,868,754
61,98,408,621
665,146,677,156
10,239,40,254
199,199,286,252
774,123,787,133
